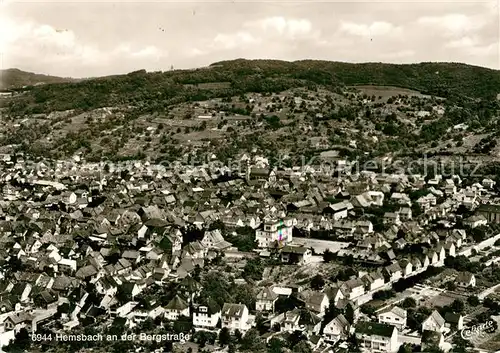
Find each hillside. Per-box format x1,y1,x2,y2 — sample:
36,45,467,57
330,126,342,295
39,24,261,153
3,60,500,116
0,68,78,90
212,59,500,99
1,59,500,165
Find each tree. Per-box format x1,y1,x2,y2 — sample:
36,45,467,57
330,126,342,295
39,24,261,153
173,317,193,333
467,295,480,307
322,302,343,331
398,343,413,353
218,327,231,346
268,337,285,353
402,297,417,309
452,334,473,353
3,328,31,352
242,258,264,281
112,339,135,353
233,284,256,310
310,274,325,290
255,313,267,334
347,334,362,353
292,340,312,353
373,289,395,300
345,304,355,324
240,328,265,351
192,265,202,282
275,296,297,313
451,299,465,313
323,249,336,262
233,329,243,343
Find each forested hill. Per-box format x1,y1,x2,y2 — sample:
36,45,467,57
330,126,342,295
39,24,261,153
5,59,500,115
0,68,78,90
211,59,500,99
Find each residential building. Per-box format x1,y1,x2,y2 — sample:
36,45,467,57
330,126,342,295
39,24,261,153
377,306,407,330
341,278,365,300
444,312,464,331
221,303,249,332
422,310,446,333
192,299,221,330
256,287,278,312
280,246,312,265
164,295,190,321
456,272,476,288
476,204,500,223
355,321,398,353
323,314,350,343
256,219,293,248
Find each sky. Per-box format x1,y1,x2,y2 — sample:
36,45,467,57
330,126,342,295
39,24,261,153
1,0,499,78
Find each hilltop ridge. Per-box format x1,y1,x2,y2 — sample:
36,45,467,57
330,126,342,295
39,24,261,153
0,68,79,90
3,59,500,116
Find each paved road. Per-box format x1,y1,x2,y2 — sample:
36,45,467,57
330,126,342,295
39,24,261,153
478,283,500,300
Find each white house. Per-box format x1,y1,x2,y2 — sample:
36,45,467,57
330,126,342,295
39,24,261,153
456,272,476,288
422,311,446,333
384,262,403,282
280,246,312,265
399,260,413,278
361,272,385,292
272,309,322,335
221,303,249,332
341,278,365,300
355,321,398,353
113,301,138,318
328,202,350,221
377,306,407,330
383,212,401,226
443,242,456,257
256,219,293,248
164,295,190,321
256,287,278,312
323,314,350,343
304,292,329,317
192,299,221,330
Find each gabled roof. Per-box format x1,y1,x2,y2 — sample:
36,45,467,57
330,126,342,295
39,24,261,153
281,245,309,254
165,295,189,311
342,278,364,291
385,262,402,274
75,264,98,279
456,272,474,283
444,312,462,324
257,287,278,301
327,314,350,331
222,303,247,318
355,321,395,338
379,306,407,319
425,310,445,327
298,308,322,326
7,311,33,324
194,297,221,315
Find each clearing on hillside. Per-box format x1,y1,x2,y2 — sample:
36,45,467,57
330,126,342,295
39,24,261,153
350,85,431,99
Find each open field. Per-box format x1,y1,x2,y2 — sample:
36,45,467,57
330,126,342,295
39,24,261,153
292,237,350,254
349,85,430,99
173,130,225,141
478,330,500,351
183,82,231,90
421,292,464,308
